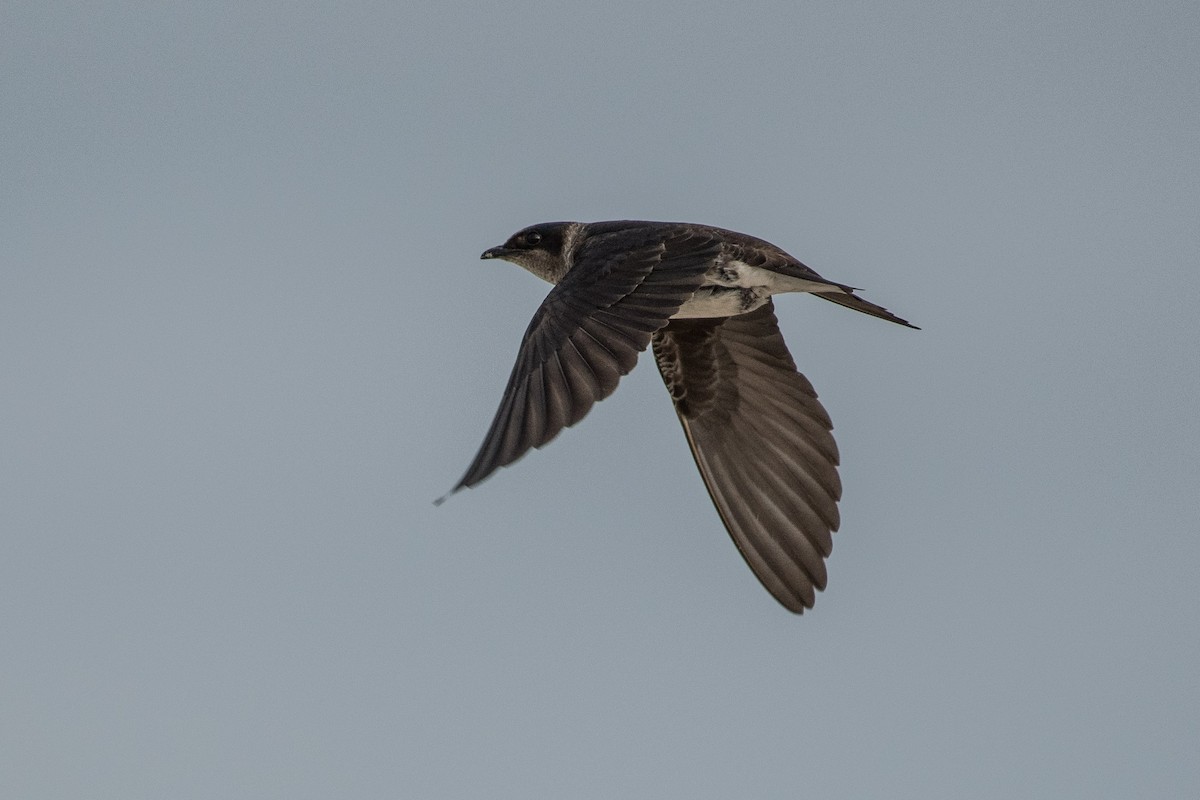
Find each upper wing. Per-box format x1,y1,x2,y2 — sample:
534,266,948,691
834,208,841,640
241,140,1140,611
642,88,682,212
652,300,843,613
448,227,722,495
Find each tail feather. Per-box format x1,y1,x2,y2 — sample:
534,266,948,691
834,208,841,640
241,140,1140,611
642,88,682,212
814,289,919,329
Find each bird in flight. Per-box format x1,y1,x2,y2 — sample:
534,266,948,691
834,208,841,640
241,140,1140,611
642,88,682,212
441,220,916,613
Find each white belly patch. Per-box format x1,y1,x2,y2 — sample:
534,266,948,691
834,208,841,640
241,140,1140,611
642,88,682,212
715,261,835,293
672,286,771,319
670,260,831,319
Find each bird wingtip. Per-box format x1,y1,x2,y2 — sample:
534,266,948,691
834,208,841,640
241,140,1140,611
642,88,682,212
432,485,461,506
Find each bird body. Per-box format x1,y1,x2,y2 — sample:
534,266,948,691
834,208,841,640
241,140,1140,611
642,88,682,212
447,220,915,613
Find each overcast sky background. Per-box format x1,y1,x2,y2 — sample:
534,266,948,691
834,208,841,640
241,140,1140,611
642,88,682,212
3,2,1198,797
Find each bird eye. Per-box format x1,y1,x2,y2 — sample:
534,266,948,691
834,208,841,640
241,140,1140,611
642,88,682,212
523,231,543,246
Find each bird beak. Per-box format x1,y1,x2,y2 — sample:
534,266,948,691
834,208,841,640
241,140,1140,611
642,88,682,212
481,246,509,260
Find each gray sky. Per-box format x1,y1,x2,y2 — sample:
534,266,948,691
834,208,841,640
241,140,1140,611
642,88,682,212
3,1,1198,797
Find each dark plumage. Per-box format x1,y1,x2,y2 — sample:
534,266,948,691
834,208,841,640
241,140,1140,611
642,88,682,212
443,220,916,613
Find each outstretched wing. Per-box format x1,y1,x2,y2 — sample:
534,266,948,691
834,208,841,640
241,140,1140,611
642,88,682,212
449,227,722,495
652,300,842,613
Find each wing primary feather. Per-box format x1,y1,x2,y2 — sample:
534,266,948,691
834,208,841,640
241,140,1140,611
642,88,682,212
697,434,829,590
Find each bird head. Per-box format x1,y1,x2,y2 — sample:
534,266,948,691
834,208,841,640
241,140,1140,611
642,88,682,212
481,222,577,283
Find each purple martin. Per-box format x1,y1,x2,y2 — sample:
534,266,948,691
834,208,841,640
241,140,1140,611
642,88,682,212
443,220,916,613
